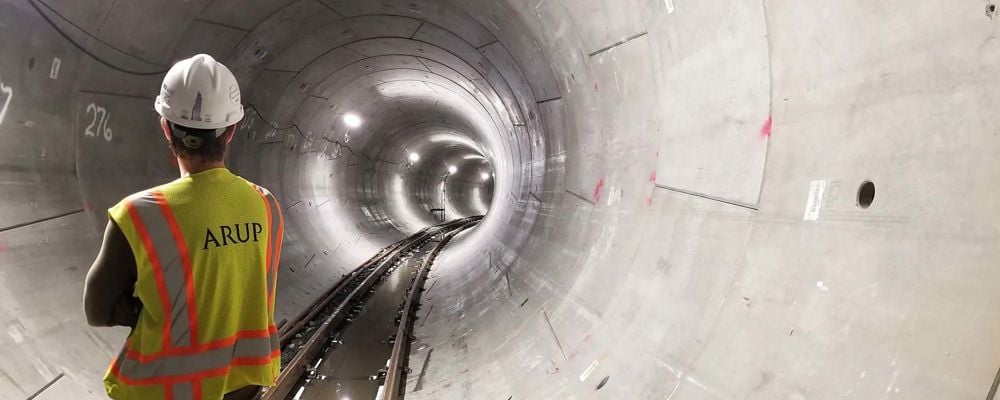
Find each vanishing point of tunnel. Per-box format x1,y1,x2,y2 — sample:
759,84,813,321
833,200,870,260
1,0,999,399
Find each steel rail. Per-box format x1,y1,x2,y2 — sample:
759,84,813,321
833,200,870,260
382,218,480,399
277,226,430,343
260,217,479,400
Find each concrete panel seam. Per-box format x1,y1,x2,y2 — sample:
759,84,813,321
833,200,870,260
308,0,348,19
654,184,758,211
587,31,648,57
987,364,1000,400
475,40,499,50
753,0,776,208
410,21,426,39
413,348,433,391
0,209,84,233
25,372,64,400
565,189,595,206
28,0,169,75
78,89,154,101
192,17,251,32
541,308,567,360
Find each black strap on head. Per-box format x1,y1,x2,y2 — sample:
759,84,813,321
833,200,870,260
169,123,226,150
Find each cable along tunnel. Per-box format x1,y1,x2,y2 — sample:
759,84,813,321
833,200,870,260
0,0,999,399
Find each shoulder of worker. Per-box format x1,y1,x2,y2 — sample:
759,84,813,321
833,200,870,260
238,177,277,200
107,182,176,215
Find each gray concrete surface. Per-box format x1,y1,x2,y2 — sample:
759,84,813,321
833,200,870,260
0,0,998,399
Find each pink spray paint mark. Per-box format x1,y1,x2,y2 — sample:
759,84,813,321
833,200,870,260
760,116,773,138
0,241,6,253
592,177,605,203
83,202,92,212
645,171,657,207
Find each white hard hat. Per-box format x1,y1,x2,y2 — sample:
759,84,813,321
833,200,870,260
154,54,244,132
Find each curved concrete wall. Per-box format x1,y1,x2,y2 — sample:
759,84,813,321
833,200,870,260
0,0,998,399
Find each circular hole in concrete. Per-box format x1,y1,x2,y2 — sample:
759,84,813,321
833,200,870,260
27,58,36,70
595,376,610,391
857,181,875,209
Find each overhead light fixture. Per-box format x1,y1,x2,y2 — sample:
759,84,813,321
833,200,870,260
447,165,457,174
480,172,490,181
343,113,362,128
408,152,420,163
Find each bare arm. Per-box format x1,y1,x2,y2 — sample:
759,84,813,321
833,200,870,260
84,220,140,327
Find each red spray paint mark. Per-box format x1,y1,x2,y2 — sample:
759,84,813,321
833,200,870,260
592,177,605,203
760,116,773,138
83,202,92,212
645,170,657,207
0,241,6,254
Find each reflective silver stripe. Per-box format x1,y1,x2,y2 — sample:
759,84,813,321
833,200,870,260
117,335,279,380
171,381,194,400
267,193,281,302
132,192,193,348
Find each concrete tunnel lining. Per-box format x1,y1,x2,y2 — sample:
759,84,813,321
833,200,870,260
0,0,999,399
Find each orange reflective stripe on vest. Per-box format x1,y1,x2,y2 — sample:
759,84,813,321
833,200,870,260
105,169,281,400
256,188,283,313
125,191,198,349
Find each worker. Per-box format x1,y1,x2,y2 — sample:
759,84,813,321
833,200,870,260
83,54,284,400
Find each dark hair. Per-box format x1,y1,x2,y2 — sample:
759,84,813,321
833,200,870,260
167,123,230,162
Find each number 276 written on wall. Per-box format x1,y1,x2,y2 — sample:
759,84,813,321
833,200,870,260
84,103,112,141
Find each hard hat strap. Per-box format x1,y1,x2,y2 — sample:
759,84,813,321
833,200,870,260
169,122,226,149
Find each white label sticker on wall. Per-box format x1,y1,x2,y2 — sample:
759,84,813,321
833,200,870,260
49,57,61,80
579,359,600,382
803,180,826,221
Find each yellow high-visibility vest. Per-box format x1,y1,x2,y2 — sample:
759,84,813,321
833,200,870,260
103,168,283,400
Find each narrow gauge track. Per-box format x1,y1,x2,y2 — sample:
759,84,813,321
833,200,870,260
380,219,474,400
259,216,482,400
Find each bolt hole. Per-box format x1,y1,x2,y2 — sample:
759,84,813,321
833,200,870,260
595,376,610,390
991,4,997,12
28,58,36,69
857,181,875,209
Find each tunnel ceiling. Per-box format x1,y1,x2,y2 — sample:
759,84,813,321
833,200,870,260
215,0,545,240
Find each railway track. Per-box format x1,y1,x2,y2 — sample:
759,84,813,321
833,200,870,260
258,216,482,400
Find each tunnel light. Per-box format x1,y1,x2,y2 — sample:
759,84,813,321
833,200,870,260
343,113,362,128
408,152,420,163
448,165,457,174
481,172,490,181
